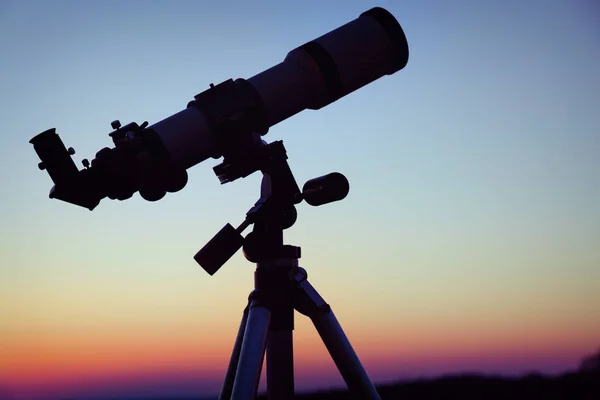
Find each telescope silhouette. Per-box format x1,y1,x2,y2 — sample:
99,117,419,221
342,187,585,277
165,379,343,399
30,6,409,400
30,7,408,211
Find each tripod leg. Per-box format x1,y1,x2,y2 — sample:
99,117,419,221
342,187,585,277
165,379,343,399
266,305,295,400
292,268,382,400
219,304,250,400
231,298,271,400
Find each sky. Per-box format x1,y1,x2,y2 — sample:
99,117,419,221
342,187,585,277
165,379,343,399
1,0,599,399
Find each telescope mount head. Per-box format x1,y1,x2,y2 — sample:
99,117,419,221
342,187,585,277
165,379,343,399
194,136,349,275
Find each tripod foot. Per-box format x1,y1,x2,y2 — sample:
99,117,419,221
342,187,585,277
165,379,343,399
292,268,382,400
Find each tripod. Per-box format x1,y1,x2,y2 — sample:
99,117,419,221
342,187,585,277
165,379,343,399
195,137,381,400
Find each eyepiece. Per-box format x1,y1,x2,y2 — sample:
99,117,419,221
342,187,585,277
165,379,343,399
29,129,79,184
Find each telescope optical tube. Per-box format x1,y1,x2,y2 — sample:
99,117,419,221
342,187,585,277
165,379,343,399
148,7,408,171
250,6,408,125
30,7,408,210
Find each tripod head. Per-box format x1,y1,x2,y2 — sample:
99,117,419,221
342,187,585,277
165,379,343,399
195,134,349,275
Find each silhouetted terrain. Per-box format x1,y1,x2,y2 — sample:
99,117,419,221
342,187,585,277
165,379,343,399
274,348,600,399
86,371,598,400
283,371,600,400
16,350,600,400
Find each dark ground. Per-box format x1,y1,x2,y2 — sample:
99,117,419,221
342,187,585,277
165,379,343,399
263,371,600,400
49,370,599,400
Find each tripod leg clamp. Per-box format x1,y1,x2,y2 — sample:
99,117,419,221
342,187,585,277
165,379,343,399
290,267,332,317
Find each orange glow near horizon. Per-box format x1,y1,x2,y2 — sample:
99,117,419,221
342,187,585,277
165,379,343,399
3,4,600,400
3,312,597,398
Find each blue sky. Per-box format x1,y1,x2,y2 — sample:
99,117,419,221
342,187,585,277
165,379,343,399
1,0,599,398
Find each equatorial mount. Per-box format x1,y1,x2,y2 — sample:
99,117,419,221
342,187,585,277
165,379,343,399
194,134,349,275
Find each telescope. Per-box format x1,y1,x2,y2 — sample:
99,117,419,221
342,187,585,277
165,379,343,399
30,7,408,210
30,7,409,400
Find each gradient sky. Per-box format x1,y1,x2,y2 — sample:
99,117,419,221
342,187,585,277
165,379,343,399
1,0,599,399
